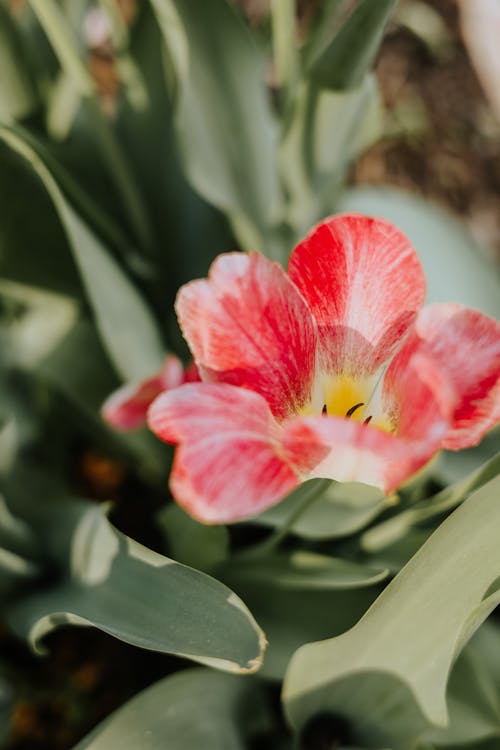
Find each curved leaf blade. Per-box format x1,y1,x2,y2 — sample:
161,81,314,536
6,501,266,674
150,0,280,242
0,126,164,381
283,476,500,747
309,0,397,90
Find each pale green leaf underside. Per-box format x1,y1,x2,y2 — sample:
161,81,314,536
283,476,500,747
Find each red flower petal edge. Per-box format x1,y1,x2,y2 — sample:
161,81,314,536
102,355,199,431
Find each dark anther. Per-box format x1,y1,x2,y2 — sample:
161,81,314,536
364,415,372,425
322,404,328,416
345,402,364,418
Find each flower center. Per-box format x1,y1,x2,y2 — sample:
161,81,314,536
301,373,394,433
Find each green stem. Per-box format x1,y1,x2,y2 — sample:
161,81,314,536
28,0,153,254
239,479,331,560
271,0,299,96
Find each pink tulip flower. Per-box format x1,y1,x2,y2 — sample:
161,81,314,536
147,215,500,524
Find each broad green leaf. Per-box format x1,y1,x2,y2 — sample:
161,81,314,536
0,5,38,120
0,126,164,381
73,668,271,749
257,479,387,540
337,187,500,318
150,0,280,249
220,550,388,591
361,453,500,553
283,476,500,747
309,0,397,90
6,498,266,674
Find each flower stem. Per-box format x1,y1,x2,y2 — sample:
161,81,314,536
28,0,153,255
271,0,299,97
240,478,331,560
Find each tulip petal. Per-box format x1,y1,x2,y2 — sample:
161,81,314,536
388,304,500,450
102,355,187,430
148,383,299,523
176,253,317,420
288,214,426,375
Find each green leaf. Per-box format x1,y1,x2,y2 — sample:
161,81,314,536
309,0,397,90
423,642,500,747
0,5,38,120
150,0,280,249
280,75,383,237
361,453,500,553
337,187,500,318
0,126,165,381
220,550,388,591
73,668,271,749
257,479,387,540
157,504,229,572
0,136,82,297
6,498,266,674
283,476,500,747
38,318,168,483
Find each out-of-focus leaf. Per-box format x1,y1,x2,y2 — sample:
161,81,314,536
158,504,229,572
438,428,500,485
337,187,500,318
0,126,165,381
423,644,500,747
281,75,383,236
0,494,37,561
73,668,271,749
39,318,167,483
361,453,500,553
150,0,280,250
0,5,37,120
283,476,500,747
221,550,388,591
468,621,500,696
0,281,78,369
0,546,39,600
0,137,82,297
257,479,387,540
309,0,397,90
6,498,266,674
